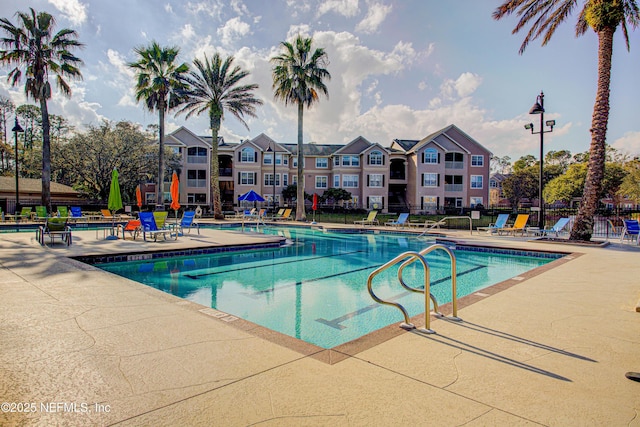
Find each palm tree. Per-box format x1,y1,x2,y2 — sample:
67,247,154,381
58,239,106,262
271,35,331,221
494,0,639,241
0,8,83,212
128,42,188,210
177,53,262,219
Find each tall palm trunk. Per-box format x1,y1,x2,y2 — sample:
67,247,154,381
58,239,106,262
40,98,51,212
210,114,223,219
569,27,614,241
157,100,165,209
296,102,305,221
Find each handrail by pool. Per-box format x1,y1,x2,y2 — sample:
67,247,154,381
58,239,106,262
367,251,435,333
398,243,460,321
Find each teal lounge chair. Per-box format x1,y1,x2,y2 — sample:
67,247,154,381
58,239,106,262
385,213,409,227
538,217,570,237
176,210,199,235
477,214,509,234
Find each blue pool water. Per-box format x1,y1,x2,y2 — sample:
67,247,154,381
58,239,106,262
97,226,561,348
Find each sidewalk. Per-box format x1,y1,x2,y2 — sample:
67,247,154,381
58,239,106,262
0,226,638,426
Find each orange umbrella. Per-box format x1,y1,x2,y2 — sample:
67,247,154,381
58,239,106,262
135,185,142,209
170,172,180,211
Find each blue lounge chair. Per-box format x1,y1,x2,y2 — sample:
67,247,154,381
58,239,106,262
620,219,640,244
538,217,571,237
176,210,199,235
139,212,177,242
385,213,409,227
477,214,509,234
70,206,84,218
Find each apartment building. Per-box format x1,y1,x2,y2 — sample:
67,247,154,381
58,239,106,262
162,124,490,213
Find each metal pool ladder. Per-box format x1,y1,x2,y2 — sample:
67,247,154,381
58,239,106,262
367,244,460,334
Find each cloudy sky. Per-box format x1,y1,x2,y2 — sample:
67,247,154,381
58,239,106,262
1,0,639,161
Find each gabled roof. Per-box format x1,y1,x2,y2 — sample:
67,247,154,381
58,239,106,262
282,143,341,157
391,139,419,152
333,136,378,155
249,133,290,153
408,124,491,156
165,126,210,148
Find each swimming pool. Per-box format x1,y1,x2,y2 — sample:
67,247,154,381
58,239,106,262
97,226,563,348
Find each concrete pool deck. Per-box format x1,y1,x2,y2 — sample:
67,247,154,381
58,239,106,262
0,223,639,426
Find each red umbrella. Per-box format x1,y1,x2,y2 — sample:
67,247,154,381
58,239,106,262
312,193,318,211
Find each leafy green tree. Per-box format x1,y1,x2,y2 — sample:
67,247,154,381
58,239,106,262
545,150,572,170
57,121,164,202
512,155,537,172
177,52,262,219
321,187,352,205
0,7,83,211
502,167,538,209
16,104,41,150
0,95,14,170
494,0,640,241
544,163,587,204
271,35,331,221
618,160,640,202
129,41,188,208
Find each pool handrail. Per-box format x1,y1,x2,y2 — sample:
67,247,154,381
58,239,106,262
367,251,435,333
398,243,460,320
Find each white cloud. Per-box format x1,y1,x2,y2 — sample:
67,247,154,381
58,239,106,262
611,131,640,156
317,0,360,18
217,17,251,47
165,3,174,14
355,2,392,34
230,0,250,16
440,72,482,99
186,0,223,19
48,0,87,26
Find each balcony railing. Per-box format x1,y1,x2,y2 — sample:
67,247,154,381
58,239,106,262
220,167,232,177
444,184,463,192
187,156,207,164
445,161,464,169
187,179,207,188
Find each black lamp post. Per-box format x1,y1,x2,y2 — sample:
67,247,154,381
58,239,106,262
524,91,555,229
266,144,277,211
12,117,24,215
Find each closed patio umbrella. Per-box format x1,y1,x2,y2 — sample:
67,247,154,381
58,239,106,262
136,185,143,210
170,172,180,223
107,168,123,239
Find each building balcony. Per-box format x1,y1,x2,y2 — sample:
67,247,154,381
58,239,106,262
444,184,463,192
445,161,464,169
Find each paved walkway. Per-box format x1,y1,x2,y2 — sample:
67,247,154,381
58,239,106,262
0,224,638,426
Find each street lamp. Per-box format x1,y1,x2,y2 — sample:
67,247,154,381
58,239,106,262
12,117,24,216
524,91,555,229
266,144,277,211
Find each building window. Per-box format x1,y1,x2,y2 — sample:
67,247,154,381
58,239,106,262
333,175,340,187
291,175,297,185
239,172,255,185
368,150,383,165
444,175,463,191
422,196,438,213
471,175,483,189
368,174,384,187
445,152,464,169
315,176,328,189
369,195,382,209
333,156,339,166
264,153,273,165
423,148,438,164
240,148,255,163
422,173,438,187
470,197,483,208
187,169,207,187
341,155,360,166
292,157,304,168
282,174,288,186
187,147,207,164
342,175,359,188
471,155,484,167
276,153,286,165
264,173,274,186
316,157,328,168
